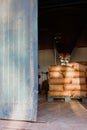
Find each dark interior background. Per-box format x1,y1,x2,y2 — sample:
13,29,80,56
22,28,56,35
38,0,87,54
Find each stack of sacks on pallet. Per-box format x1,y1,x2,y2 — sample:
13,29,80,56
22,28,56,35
48,65,74,97
67,62,87,97
48,62,87,98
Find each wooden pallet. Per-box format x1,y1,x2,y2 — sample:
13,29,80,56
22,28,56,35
48,96,87,103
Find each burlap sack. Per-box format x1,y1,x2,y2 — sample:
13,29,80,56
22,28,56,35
64,84,87,91
49,78,72,85
63,71,85,78
49,85,64,91
68,62,87,71
86,72,87,78
71,91,87,97
48,65,74,72
72,78,86,84
49,72,63,78
48,91,71,97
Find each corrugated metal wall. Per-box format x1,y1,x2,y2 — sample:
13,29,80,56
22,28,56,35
0,0,38,121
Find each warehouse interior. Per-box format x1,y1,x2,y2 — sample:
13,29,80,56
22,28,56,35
0,0,87,129
38,0,87,97
37,0,87,126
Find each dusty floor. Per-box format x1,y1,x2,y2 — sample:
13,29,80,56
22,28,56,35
0,95,87,130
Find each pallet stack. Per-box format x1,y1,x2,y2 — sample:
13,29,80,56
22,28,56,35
48,62,87,102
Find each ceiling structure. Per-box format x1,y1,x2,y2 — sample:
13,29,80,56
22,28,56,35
39,0,87,9
38,0,87,53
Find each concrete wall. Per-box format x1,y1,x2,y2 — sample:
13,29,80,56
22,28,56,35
71,47,87,62
38,49,55,66
38,49,55,84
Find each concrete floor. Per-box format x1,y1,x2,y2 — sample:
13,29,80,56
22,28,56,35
0,95,87,130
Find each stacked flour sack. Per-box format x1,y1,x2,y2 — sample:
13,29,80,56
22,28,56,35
66,62,87,97
48,62,87,98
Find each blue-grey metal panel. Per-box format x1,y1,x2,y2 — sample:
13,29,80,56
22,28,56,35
0,0,38,121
